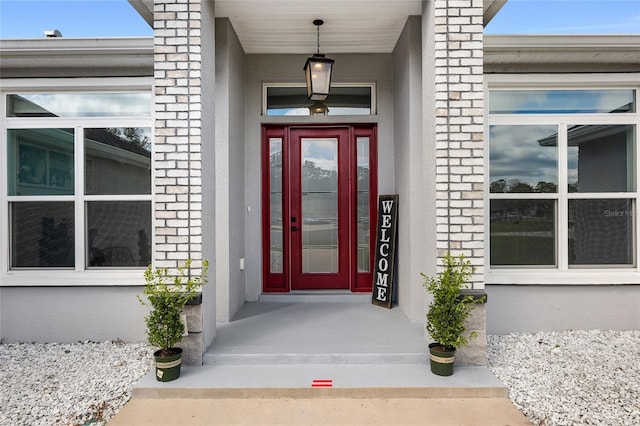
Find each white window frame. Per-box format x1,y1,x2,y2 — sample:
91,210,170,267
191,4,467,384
0,77,154,286
485,74,640,285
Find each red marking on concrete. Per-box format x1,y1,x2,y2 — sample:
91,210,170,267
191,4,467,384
311,379,333,387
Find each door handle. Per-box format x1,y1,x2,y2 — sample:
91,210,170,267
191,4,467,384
291,226,299,231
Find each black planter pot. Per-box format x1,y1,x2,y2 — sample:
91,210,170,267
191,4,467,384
154,347,183,382
429,342,455,376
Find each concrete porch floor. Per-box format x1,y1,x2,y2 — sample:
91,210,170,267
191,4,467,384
206,297,428,365
133,299,507,397
120,300,533,425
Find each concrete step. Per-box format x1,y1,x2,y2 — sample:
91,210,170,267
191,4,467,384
133,363,508,399
204,352,427,365
110,396,533,426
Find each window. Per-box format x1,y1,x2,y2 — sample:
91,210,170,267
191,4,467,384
4,92,152,270
488,88,637,269
263,84,375,116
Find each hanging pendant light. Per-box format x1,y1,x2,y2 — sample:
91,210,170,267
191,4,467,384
303,19,334,102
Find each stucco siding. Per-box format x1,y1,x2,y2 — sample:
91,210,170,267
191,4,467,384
215,18,246,322
393,16,429,321
1,287,147,343
487,284,640,334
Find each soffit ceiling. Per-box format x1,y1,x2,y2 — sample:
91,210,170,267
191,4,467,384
130,0,506,54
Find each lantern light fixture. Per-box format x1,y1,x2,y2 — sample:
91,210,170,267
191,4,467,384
303,19,334,102
308,101,329,116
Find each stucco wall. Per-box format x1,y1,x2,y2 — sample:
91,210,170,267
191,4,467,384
0,287,146,343
487,285,640,334
200,0,217,349
215,18,246,322
393,16,430,322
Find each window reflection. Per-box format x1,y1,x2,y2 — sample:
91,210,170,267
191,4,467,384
568,125,635,193
490,199,556,266
266,86,373,116
301,138,338,273
11,202,75,268
489,125,558,193
490,90,635,114
87,201,151,267
85,128,151,195
569,199,634,265
357,137,370,272
7,93,151,117
7,129,74,196
269,138,283,274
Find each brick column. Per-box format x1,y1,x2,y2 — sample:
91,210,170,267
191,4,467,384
154,0,203,269
432,0,486,365
434,0,484,287
154,0,205,365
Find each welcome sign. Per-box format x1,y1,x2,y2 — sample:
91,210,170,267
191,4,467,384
371,194,398,309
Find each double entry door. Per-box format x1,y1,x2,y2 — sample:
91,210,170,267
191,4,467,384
262,125,377,292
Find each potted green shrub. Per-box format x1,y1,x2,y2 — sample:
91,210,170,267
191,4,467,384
138,259,208,382
421,253,484,376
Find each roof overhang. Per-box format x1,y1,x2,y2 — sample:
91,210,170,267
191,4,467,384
0,37,153,78
128,0,507,54
2,35,638,78
484,35,640,73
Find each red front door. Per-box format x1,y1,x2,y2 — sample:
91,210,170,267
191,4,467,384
262,125,377,292
289,128,350,289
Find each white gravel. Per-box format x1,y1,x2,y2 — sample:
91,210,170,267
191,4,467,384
488,330,640,426
0,341,152,426
1,330,639,425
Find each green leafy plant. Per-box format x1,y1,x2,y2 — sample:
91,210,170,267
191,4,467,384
422,253,484,351
138,259,208,356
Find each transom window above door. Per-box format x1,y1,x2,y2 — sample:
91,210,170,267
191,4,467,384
263,83,376,116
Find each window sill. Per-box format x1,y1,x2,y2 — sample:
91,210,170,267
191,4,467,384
487,269,640,285
0,269,145,287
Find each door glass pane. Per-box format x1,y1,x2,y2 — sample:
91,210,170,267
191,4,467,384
568,125,635,193
301,138,338,273
11,202,74,268
85,128,152,195
269,138,283,273
7,129,74,196
357,137,370,272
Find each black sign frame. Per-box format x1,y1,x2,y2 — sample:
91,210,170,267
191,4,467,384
371,194,398,308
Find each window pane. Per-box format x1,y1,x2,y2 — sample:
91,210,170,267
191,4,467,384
490,199,556,266
489,90,635,114
85,128,151,195
357,137,370,272
87,201,151,267
266,86,372,116
7,93,151,117
301,138,338,273
269,138,283,274
490,125,558,193
568,125,635,193
7,129,74,196
569,199,634,266
11,202,74,268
